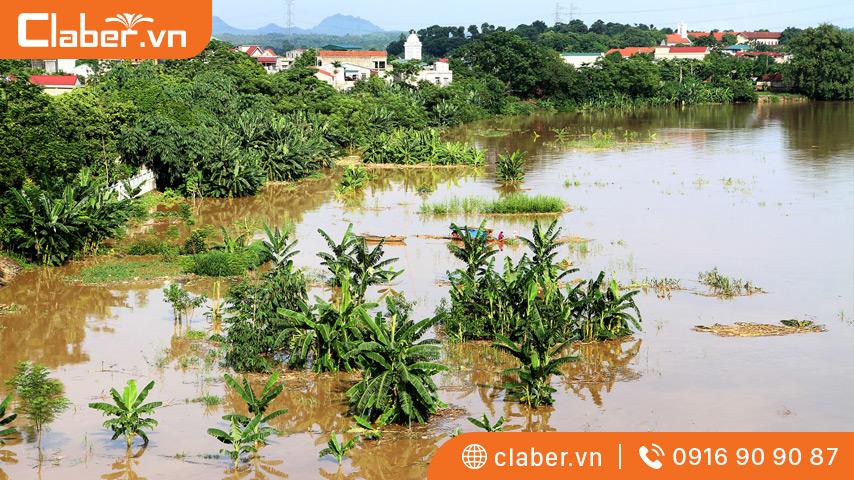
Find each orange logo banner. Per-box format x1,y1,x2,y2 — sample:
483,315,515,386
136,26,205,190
0,0,211,59
429,432,853,479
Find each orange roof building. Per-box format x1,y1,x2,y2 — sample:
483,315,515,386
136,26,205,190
605,47,655,58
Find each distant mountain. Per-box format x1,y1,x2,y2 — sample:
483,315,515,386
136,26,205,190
311,14,384,35
212,14,387,37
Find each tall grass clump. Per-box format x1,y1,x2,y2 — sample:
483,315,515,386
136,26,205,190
698,267,763,297
419,194,565,215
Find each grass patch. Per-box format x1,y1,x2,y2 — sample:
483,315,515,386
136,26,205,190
184,245,265,277
68,259,183,284
698,267,763,297
420,194,566,215
185,329,208,340
191,394,221,406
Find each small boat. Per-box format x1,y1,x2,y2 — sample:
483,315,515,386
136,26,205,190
361,234,407,244
450,226,494,241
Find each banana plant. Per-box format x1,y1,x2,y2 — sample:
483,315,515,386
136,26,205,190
346,298,446,424
208,414,275,469
261,224,299,268
467,414,506,432
319,432,359,464
347,413,391,441
0,394,17,444
223,371,288,429
493,309,577,407
88,380,162,449
495,150,527,184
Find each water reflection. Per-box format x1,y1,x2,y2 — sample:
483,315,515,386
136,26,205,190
0,268,130,380
561,339,643,407
101,449,147,480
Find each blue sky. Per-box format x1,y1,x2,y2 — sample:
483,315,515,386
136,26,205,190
212,0,853,32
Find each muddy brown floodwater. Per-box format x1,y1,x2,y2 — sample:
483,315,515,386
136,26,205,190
1,102,853,479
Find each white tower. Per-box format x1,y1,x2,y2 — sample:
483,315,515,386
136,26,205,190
404,30,422,61
676,22,688,39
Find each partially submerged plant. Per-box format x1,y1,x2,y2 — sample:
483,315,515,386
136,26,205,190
319,432,359,464
337,165,370,193
208,414,276,469
568,272,642,341
223,372,288,426
495,150,526,184
0,394,17,444
468,414,506,432
346,298,446,424
88,380,162,449
163,283,207,322
493,310,576,407
261,223,298,267
698,267,763,297
5,362,70,449
348,415,387,441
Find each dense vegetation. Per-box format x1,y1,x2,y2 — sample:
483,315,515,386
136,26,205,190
1,23,849,266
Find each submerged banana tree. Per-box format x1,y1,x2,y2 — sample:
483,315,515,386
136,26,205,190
223,372,288,447
493,309,576,407
208,414,276,469
0,394,17,444
89,380,162,449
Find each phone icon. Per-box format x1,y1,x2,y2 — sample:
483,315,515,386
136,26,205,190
638,443,665,470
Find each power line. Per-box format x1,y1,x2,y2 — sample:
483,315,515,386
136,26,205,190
285,0,295,36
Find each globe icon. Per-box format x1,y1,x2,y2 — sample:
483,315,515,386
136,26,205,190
461,443,488,470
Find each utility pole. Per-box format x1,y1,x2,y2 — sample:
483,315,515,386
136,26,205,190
568,2,578,22
555,2,562,25
285,0,295,36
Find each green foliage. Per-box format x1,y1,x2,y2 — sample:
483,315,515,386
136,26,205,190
319,432,359,464
346,298,446,424
2,170,134,265
495,150,527,184
0,394,17,444
337,165,370,193
182,228,210,254
317,225,402,303
568,272,642,341
125,238,178,256
208,414,276,468
163,283,207,321
494,310,576,407
223,372,287,421
786,24,854,100
184,243,266,277
361,128,483,166
348,415,387,441
67,259,183,284
420,194,565,215
5,362,70,443
220,261,308,372
438,220,641,343
468,414,506,432
698,267,763,297
279,281,369,372
88,379,162,449
260,223,298,266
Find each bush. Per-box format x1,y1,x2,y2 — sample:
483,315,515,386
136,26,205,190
361,128,483,166
125,238,178,256
495,150,527,184
185,244,265,277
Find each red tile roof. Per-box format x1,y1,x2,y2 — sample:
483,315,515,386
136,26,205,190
318,50,386,57
606,47,654,57
668,46,709,53
665,34,691,44
313,68,335,78
740,31,782,40
29,75,78,86
256,56,278,62
688,31,726,42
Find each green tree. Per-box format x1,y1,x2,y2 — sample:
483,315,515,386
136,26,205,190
786,24,854,100
5,362,71,450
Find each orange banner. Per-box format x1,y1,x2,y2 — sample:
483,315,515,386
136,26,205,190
428,432,853,479
0,0,211,59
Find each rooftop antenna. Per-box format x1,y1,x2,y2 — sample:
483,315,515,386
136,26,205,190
285,0,295,36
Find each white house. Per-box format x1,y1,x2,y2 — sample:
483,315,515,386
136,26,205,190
317,50,388,72
416,58,453,86
654,46,709,60
403,30,454,87
561,52,602,68
738,32,782,46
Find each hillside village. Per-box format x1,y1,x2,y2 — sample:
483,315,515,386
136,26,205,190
21,20,798,96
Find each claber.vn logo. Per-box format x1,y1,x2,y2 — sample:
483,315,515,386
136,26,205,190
18,13,186,49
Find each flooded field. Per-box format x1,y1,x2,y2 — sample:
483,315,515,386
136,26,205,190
1,102,852,479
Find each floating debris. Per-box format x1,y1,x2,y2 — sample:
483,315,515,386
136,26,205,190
693,321,825,337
